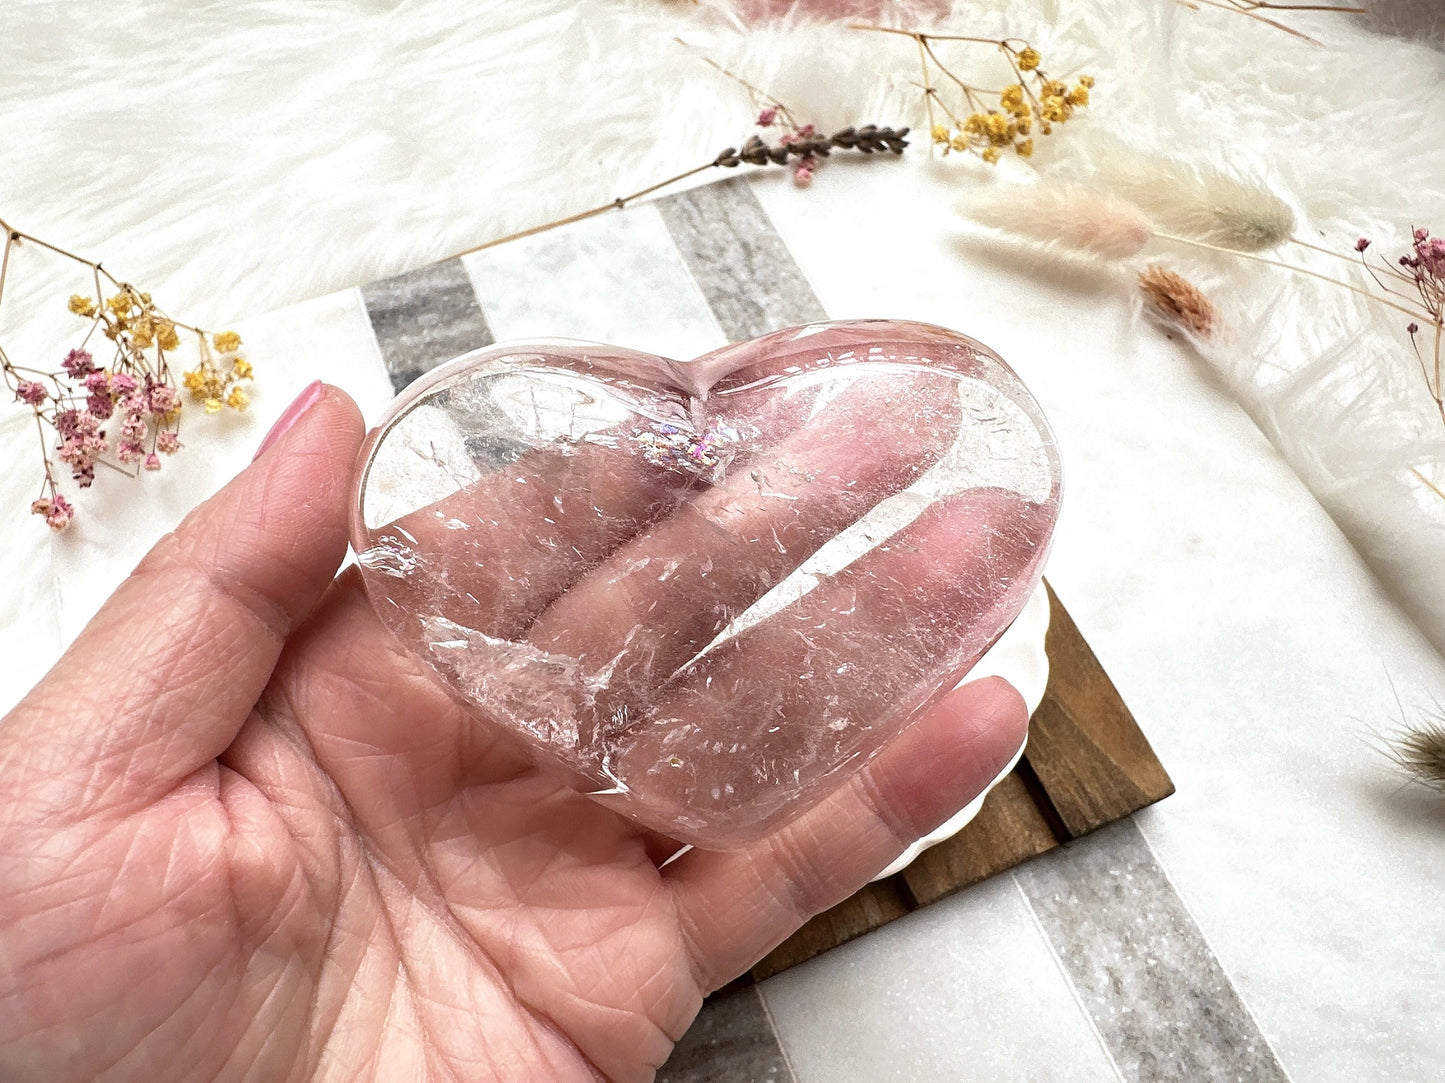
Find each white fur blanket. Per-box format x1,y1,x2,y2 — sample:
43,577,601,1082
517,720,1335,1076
4,0,1445,649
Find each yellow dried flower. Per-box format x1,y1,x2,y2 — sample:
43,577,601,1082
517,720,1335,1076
203,397,224,414
68,294,96,317
1017,47,1041,71
1079,75,1095,88
1015,138,1035,158
1000,84,1026,114
981,146,1000,164
106,292,132,315
225,386,250,411
183,369,206,392
231,358,253,380
1015,115,1032,135
950,133,969,152
1041,96,1068,123
213,330,242,354
963,113,987,137
1041,79,1067,99
1067,85,1090,107
131,326,154,350
157,322,180,352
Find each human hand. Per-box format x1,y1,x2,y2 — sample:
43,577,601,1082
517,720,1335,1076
0,382,1026,1082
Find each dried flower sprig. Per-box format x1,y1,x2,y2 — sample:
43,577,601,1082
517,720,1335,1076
851,24,1092,164
1343,230,1445,425
1178,0,1370,46
0,219,253,530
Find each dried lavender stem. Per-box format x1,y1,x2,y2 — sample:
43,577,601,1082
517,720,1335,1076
451,162,719,260
450,127,907,261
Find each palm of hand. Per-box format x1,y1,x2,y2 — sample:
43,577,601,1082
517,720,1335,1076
0,388,1023,1082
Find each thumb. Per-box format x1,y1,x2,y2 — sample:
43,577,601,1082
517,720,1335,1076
4,381,364,816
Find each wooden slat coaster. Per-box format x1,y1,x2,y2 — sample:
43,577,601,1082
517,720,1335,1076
748,582,1174,982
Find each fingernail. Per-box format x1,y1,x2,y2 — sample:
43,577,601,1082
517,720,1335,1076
253,381,324,462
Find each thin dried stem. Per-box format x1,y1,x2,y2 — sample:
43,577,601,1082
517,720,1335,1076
0,231,13,306
675,38,804,131
450,126,908,261
917,35,937,138
1156,231,1430,322
1434,322,1442,404
451,163,719,260
1228,0,1368,12
1411,466,1445,501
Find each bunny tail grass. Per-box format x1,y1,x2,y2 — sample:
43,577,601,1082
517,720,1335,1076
1090,143,1295,253
1138,264,1218,338
1383,712,1445,793
957,185,1154,262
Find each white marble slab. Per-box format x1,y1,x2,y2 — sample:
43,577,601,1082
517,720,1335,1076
760,873,1122,1083
461,204,727,360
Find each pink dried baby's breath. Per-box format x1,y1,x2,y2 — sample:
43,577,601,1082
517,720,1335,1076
61,349,95,378
31,494,73,531
15,381,46,406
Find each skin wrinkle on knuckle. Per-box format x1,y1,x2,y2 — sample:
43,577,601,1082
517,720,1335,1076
759,823,842,923
132,547,294,648
667,894,718,992
852,763,927,854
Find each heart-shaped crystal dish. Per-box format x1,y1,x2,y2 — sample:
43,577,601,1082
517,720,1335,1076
350,320,1062,849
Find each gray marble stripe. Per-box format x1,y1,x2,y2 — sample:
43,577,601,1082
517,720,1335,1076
657,985,795,1083
655,177,827,343
361,258,494,393
1015,819,1290,1082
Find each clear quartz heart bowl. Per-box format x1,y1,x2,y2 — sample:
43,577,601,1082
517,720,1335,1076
350,320,1062,848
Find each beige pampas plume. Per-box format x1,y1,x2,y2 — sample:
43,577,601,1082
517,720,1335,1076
1088,141,1295,253
957,184,1155,261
